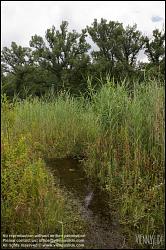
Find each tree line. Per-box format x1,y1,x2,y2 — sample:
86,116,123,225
1,18,165,98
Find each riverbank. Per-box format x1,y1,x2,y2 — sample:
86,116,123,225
1,78,165,248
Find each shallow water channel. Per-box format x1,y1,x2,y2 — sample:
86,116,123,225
46,157,127,249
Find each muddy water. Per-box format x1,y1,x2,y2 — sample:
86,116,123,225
46,158,127,249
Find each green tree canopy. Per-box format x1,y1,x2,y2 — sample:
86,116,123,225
30,21,91,93
144,29,165,65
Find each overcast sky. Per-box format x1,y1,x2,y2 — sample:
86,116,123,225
1,1,165,61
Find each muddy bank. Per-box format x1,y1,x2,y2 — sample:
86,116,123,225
46,157,128,249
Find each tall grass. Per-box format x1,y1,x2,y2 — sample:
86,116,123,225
10,91,100,158
83,79,165,246
1,135,64,234
1,78,165,247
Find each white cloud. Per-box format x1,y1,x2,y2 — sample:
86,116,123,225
1,1,165,62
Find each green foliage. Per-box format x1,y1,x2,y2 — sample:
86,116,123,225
1,78,165,247
1,42,33,94
1,20,165,98
87,20,144,78
1,98,63,234
2,17,165,248
30,21,91,94
120,24,144,66
83,79,165,242
87,18,124,76
144,29,165,65
1,132,64,234
10,91,99,158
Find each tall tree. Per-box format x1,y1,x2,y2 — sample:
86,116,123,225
1,42,51,97
1,42,33,93
87,20,144,79
1,42,33,73
144,29,165,65
87,18,124,69
120,24,144,66
30,21,91,93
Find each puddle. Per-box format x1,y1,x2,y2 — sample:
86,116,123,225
46,157,127,249
46,158,111,218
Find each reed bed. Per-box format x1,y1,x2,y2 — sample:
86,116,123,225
1,79,165,247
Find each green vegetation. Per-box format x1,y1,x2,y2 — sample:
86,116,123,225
1,95,86,237
1,97,64,234
1,19,165,98
1,17,165,248
1,77,165,247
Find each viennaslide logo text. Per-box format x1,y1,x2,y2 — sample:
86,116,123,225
135,234,164,247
